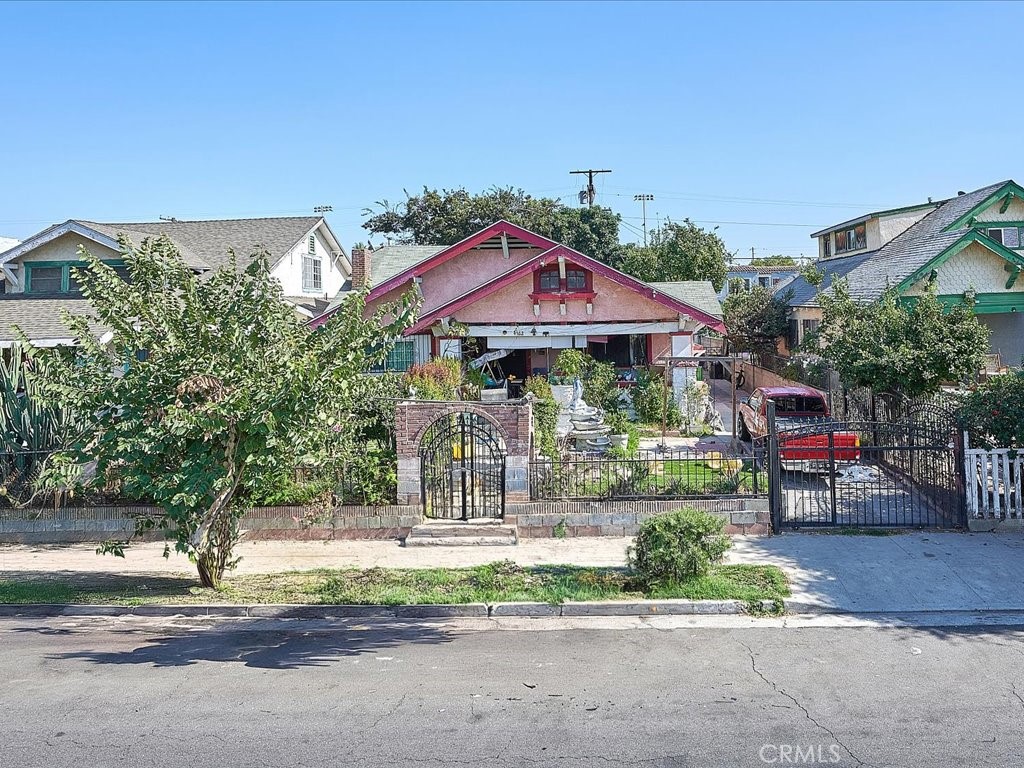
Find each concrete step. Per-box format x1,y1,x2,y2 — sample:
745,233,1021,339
404,521,518,547
404,535,518,547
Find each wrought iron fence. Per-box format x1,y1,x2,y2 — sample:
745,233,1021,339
529,447,764,501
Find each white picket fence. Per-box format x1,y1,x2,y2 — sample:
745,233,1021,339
964,432,1024,519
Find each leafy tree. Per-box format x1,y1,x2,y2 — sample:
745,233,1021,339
814,281,988,397
750,255,797,266
363,186,623,265
961,369,1024,448
723,286,791,355
25,236,417,587
619,219,731,291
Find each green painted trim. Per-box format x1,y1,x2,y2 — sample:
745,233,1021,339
24,259,123,294
1001,195,1014,214
974,221,1024,229
945,182,1024,231
897,231,1024,292
1005,264,1021,289
902,292,1024,314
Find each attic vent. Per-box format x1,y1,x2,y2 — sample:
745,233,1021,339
308,234,316,254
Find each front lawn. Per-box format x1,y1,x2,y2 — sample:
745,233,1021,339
0,562,789,612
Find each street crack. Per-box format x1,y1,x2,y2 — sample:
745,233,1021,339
742,642,873,767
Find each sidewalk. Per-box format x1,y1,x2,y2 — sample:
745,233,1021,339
5,531,1024,615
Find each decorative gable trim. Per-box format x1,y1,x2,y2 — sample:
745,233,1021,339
944,181,1024,231
406,244,726,334
897,230,1024,292
366,220,558,301
0,221,123,266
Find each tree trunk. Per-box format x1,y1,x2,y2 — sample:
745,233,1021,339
194,504,237,589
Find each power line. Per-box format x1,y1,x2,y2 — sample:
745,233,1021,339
617,215,823,228
600,186,889,209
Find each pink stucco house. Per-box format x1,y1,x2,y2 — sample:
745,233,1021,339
311,220,724,382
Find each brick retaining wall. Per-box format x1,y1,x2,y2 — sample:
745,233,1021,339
1,498,770,544
0,505,421,544
507,498,770,537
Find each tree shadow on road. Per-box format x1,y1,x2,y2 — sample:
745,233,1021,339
17,615,460,670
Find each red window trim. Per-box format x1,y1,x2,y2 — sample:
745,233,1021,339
533,265,593,294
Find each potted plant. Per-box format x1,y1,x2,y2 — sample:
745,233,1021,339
605,410,630,450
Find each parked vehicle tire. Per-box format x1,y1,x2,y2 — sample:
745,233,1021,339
738,417,751,442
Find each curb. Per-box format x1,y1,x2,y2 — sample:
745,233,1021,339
0,599,761,619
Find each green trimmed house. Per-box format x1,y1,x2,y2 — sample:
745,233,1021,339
782,180,1024,367
0,217,350,347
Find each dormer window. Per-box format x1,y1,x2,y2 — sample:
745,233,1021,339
835,223,867,254
538,269,560,291
566,269,587,290
823,236,832,258
983,227,1021,248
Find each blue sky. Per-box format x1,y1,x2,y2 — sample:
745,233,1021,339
1,0,1021,260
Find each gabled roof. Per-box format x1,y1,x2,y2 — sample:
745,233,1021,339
0,296,95,346
785,181,1017,307
404,243,726,334
367,220,557,300
648,281,723,319
368,245,445,286
1,216,343,275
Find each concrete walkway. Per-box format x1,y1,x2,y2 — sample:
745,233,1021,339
6,532,1024,615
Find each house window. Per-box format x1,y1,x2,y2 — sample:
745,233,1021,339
309,234,316,254
758,276,771,288
787,320,799,349
302,254,322,293
834,223,867,253
26,266,63,294
538,269,560,291
823,236,832,258
980,226,1024,248
25,261,127,294
987,228,1005,245
566,269,587,290
370,340,415,373
800,319,820,341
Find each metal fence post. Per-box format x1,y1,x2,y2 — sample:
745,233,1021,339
766,400,782,532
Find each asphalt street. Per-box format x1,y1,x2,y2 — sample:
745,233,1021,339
2,616,1022,768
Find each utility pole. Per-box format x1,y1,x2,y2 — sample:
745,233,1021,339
634,194,654,246
570,169,612,207
750,246,755,262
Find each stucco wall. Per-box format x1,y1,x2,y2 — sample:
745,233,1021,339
902,242,1024,297
877,209,934,245
452,271,680,325
370,246,544,316
271,224,347,298
5,233,122,293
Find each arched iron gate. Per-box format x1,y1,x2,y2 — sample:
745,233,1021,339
420,412,506,520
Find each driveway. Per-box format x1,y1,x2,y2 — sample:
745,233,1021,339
730,531,1024,613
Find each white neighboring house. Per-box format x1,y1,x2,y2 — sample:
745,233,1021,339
0,216,350,346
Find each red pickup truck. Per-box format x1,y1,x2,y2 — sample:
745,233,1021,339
737,385,861,472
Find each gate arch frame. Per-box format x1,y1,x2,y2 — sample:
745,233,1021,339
394,400,533,511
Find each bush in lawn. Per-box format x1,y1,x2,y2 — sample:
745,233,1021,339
405,357,462,400
628,508,731,586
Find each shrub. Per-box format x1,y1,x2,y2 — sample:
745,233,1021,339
554,349,590,379
531,397,560,459
962,369,1024,448
631,369,680,427
584,359,621,412
628,508,731,586
405,357,463,400
523,375,553,400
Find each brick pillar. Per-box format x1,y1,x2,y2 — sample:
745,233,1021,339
351,247,371,288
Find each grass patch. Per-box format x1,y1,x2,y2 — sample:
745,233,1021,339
0,562,789,612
